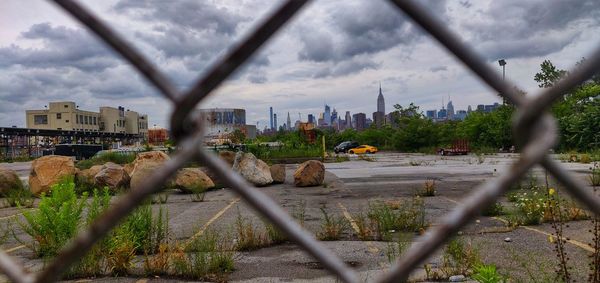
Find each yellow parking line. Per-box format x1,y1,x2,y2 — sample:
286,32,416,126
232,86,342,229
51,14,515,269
441,196,595,252
5,245,25,253
186,198,240,245
337,202,379,254
520,225,594,252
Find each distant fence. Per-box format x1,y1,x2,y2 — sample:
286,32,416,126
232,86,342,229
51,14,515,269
2,1,600,282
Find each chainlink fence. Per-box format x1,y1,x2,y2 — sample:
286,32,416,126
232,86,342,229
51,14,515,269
2,0,600,282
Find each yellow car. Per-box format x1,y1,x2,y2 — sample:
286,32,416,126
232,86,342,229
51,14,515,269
348,145,378,154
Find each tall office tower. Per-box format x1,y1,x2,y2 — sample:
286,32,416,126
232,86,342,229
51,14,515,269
269,107,273,130
324,105,331,126
308,114,315,124
273,113,278,130
287,112,291,130
447,100,454,120
345,111,351,128
331,108,338,124
377,83,385,114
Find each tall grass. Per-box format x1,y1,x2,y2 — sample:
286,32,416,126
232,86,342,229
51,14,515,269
76,151,136,170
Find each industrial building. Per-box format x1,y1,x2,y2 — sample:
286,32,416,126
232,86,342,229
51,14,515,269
196,108,256,140
26,101,148,139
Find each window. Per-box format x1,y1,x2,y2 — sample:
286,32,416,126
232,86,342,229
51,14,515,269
79,115,83,124
64,105,68,108
93,117,97,125
76,115,79,124
66,120,69,123
56,113,62,119
84,116,88,125
34,115,48,125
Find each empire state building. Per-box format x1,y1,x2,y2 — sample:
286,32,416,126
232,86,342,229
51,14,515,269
377,84,385,114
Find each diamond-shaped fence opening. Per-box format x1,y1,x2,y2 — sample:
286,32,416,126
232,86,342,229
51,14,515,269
2,0,600,282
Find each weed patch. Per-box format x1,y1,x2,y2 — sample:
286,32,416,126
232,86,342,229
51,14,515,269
316,206,348,241
17,177,87,257
234,209,268,251
416,180,436,197
440,238,481,277
368,197,427,240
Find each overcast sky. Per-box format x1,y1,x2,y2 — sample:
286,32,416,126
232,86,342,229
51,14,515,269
1,0,599,129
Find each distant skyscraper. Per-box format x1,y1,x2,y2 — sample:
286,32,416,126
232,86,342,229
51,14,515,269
345,111,351,128
331,108,338,124
455,110,468,120
353,113,367,131
324,105,331,126
373,111,385,128
273,113,278,130
308,114,315,124
447,100,454,120
269,107,273,130
287,112,292,130
467,105,472,113
377,83,385,114
426,110,437,119
438,108,447,119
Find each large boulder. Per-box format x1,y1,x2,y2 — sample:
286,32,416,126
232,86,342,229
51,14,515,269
173,168,215,193
130,161,164,191
0,167,23,195
29,155,77,195
232,152,272,186
77,165,103,185
270,164,286,184
123,163,135,177
218,151,236,167
293,160,325,187
95,162,130,191
132,151,170,169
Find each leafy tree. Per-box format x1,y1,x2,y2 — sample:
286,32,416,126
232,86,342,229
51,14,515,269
229,129,246,144
534,60,567,88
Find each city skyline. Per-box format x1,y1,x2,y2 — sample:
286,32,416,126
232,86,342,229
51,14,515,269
1,1,598,129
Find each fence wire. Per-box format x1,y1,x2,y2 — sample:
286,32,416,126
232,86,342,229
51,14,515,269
2,0,600,282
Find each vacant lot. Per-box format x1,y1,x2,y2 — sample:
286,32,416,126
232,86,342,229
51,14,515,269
0,152,597,282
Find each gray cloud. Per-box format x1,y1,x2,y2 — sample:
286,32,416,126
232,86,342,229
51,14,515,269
0,23,118,71
313,57,380,78
462,0,600,59
296,0,446,77
114,0,247,63
429,66,448,72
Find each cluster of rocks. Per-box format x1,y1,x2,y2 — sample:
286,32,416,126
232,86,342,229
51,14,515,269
1,150,327,196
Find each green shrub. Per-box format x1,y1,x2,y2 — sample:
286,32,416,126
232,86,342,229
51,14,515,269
472,264,505,283
17,177,87,257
